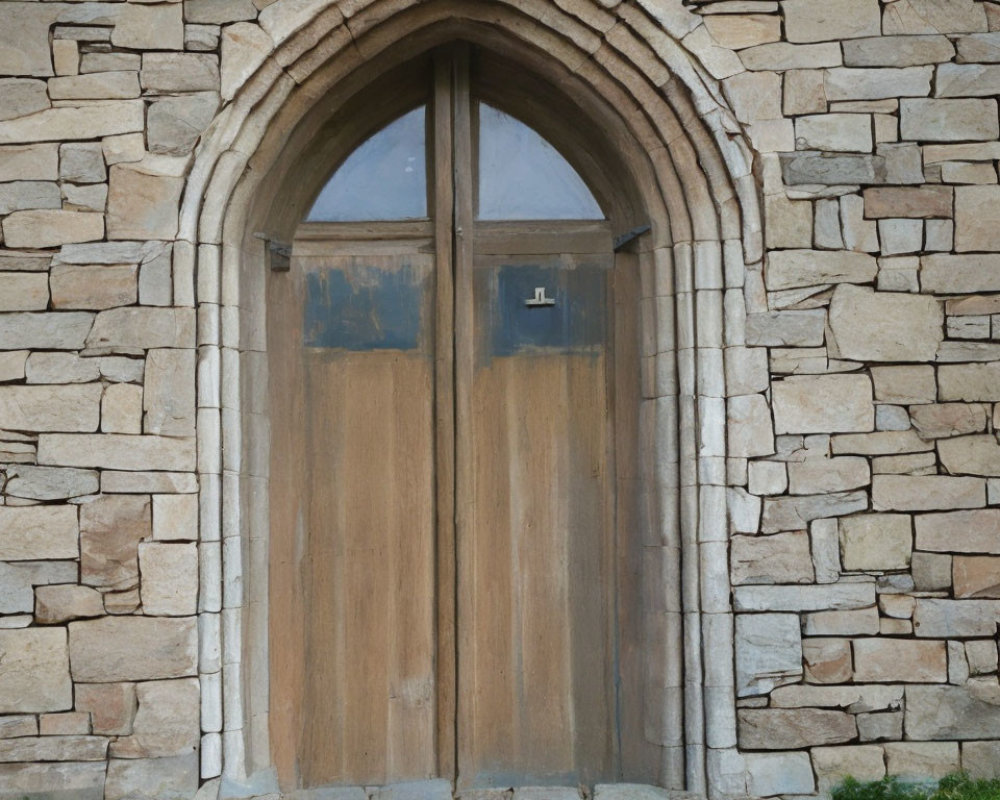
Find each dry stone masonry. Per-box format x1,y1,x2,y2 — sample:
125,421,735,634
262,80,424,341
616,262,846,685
0,0,998,798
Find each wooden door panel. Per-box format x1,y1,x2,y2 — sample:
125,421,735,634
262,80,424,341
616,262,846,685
269,244,438,789
459,235,616,788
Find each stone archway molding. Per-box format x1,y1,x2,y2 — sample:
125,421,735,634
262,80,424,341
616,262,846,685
181,2,762,797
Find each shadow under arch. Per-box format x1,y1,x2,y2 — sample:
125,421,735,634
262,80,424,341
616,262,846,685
187,3,760,798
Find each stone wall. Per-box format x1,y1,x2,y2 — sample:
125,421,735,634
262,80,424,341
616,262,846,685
0,0,997,798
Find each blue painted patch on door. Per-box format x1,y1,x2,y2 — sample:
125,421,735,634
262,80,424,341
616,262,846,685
303,264,423,350
490,265,605,356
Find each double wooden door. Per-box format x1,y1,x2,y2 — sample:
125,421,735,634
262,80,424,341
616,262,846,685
269,52,625,792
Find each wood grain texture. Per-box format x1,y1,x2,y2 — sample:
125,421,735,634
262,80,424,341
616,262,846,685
270,244,438,789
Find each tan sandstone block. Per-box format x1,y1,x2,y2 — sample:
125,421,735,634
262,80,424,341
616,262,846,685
153,494,198,541
884,0,986,35
766,250,876,291
864,186,953,219
138,542,198,616
50,264,138,310
853,639,947,682
144,349,196,437
0,506,79,561
704,14,781,49
0,101,145,146
0,628,72,713
86,307,195,351
80,494,151,590
220,22,274,100
34,584,104,624
75,682,137,736
104,753,198,800
804,638,854,683
0,143,59,182
840,514,912,571
844,35,955,67
0,272,48,311
38,433,196,471
0,3,63,77
940,363,1000,402
954,556,1000,598
871,366,936,405
829,285,942,362
106,164,184,240
939,434,1000,477
140,53,219,93
0,735,107,762
789,457,870,495
101,383,143,434
48,72,141,101
69,616,197,682
812,745,886,790
886,741,960,779
111,3,183,50
873,475,985,511
910,404,987,439
0,384,101,432
39,711,90,736
956,186,1000,252
109,679,199,758
731,532,814,585
900,99,999,142
739,707,857,748
1,210,104,249
783,0,880,43
773,374,874,434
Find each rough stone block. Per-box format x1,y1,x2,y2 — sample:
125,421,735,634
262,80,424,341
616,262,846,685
732,532,813,585
3,465,99,501
0,181,61,217
734,613,802,697
0,143,59,182
884,0,987,35
738,708,857,749
962,741,1000,779
50,264,138,311
48,71,141,101
812,745,886,790
0,3,63,77
104,754,199,800
184,0,257,24
75,682,137,736
825,67,932,102
110,679,199,758
0,628,72,713
910,404,986,440
0,101,145,146
34,584,104,624
69,617,197,682
913,599,1000,637
864,186,953,219
106,164,184,241
939,434,1000,477
783,0,880,42
804,607,881,636
139,542,198,616
0,505,79,561
80,494,151,590
840,513,912,571
873,475,985,511
141,53,219,93
0,384,102,432
0,761,105,799
0,271,48,311
59,143,107,185
922,255,1000,294
954,556,1000,598
853,639,947,682
734,582,874,612
804,637,854,683
220,22,274,101
38,433,197,472
726,394,774,458
956,186,1000,252
766,250,875,291
939,363,1000,402
1,209,104,249
844,35,955,67
745,751,815,796
153,494,199,541
771,684,902,712
144,349,196,436
111,3,184,50
773,374,874,434
887,741,961,778
147,93,219,156
830,285,942,362
901,99,999,142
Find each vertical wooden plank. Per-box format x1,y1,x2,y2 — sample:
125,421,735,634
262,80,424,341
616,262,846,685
452,43,478,790
272,248,438,789
268,259,309,791
432,51,457,781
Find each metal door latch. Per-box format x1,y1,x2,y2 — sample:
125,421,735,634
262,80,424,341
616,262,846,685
525,287,555,307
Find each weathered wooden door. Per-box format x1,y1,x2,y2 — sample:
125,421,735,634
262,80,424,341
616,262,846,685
268,51,622,791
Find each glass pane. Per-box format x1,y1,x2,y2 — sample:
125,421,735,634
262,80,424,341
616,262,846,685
306,106,427,222
478,103,603,220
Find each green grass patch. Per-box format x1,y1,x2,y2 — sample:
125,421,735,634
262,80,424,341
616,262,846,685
833,774,1000,800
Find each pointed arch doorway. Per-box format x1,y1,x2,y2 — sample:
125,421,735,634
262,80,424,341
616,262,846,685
268,45,654,793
